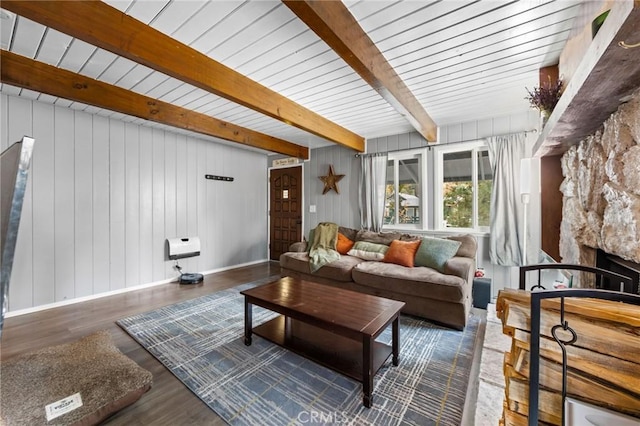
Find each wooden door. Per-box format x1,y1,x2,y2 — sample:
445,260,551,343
269,166,302,260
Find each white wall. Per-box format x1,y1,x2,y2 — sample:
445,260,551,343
1,95,268,312
437,112,537,144
303,145,360,234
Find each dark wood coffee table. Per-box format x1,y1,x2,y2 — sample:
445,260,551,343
240,276,405,408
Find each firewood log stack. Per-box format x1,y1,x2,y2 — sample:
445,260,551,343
495,289,640,425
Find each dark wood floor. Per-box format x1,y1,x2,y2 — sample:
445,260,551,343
0,261,281,425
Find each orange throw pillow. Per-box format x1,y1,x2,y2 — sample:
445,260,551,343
383,239,421,267
336,233,355,254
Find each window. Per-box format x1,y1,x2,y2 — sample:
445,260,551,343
384,150,423,227
436,143,492,231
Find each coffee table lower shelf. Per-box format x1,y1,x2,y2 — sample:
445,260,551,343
253,315,392,384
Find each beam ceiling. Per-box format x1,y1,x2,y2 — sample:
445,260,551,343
1,50,309,159
283,0,438,142
1,0,364,153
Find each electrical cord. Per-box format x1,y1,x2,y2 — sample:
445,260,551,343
174,261,183,276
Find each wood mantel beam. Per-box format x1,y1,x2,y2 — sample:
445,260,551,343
1,0,363,152
0,51,309,159
283,0,438,142
532,0,640,157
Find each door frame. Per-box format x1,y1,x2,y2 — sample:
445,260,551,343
267,162,304,260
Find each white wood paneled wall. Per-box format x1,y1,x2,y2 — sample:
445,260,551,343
1,94,268,312
302,145,360,237
365,131,426,153
438,110,539,143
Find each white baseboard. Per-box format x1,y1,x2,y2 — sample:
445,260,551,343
197,258,269,277
5,258,269,318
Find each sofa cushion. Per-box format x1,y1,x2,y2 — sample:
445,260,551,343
279,252,365,282
415,237,462,272
336,233,355,254
383,240,421,267
355,230,401,246
347,241,389,260
352,261,467,303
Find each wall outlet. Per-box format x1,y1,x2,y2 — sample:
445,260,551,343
309,205,316,213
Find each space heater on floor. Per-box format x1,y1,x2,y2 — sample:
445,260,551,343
166,237,204,284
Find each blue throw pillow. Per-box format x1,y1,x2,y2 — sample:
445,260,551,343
414,237,462,272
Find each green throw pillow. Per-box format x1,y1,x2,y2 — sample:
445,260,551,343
414,237,462,272
347,241,389,261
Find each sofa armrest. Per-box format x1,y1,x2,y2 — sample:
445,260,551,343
288,241,308,252
444,256,475,282
447,234,477,258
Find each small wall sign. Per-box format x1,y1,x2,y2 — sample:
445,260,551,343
205,174,234,182
272,157,299,167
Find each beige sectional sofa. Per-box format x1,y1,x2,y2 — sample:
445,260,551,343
279,227,477,330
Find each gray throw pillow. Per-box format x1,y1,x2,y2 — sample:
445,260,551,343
414,237,462,272
338,226,359,242
355,229,401,246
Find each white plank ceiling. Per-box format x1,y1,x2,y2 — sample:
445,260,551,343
0,0,583,151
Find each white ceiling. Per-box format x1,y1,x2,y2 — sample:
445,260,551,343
0,0,583,151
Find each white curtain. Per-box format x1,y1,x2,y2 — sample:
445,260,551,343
359,153,387,232
487,133,527,266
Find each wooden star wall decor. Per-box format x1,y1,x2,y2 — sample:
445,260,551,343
319,165,345,194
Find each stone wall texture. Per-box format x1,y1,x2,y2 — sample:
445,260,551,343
560,87,640,286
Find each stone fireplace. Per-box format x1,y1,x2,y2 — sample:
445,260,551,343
559,86,640,290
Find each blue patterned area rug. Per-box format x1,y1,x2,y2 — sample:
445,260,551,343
117,277,481,425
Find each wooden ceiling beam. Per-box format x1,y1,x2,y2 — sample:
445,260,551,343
1,0,363,152
283,0,438,142
0,51,309,159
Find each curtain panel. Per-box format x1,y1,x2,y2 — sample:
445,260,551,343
358,153,388,232
487,133,527,266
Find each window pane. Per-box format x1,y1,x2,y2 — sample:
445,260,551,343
398,158,420,224
477,150,492,227
442,151,472,228
384,159,395,225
